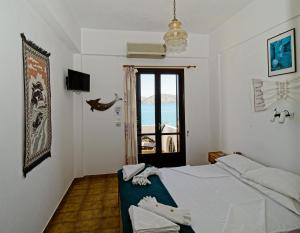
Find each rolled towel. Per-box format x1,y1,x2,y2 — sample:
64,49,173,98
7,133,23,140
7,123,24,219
132,176,151,186
138,196,192,226
129,205,180,233
123,163,145,181
132,167,161,186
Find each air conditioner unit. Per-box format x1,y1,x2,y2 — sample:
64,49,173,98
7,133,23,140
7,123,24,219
127,43,166,59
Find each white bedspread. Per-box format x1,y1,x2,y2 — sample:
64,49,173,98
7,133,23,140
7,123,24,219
160,165,300,233
171,165,230,179
222,199,265,233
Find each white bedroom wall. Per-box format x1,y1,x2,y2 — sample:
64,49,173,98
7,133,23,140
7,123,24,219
210,0,300,174
0,0,75,232
73,29,210,177
26,0,81,51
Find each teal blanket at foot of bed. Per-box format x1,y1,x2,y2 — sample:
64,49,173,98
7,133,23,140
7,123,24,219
117,169,195,233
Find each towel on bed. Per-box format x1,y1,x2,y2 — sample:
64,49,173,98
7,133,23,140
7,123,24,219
129,205,180,233
138,196,192,226
132,167,161,186
123,163,145,181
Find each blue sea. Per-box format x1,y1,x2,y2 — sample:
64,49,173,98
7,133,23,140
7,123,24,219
141,103,176,127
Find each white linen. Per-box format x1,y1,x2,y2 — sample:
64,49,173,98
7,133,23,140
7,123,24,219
216,154,264,174
215,162,241,178
128,205,180,233
242,177,300,216
160,165,300,233
216,162,300,215
171,165,231,178
222,199,266,233
122,163,145,181
138,196,192,226
132,167,161,186
243,167,300,202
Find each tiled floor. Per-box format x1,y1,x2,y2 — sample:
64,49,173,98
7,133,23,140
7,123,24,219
44,174,120,233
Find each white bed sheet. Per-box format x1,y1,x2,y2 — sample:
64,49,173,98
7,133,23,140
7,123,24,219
160,165,300,233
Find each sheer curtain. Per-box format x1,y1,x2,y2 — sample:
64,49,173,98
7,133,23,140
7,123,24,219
124,67,138,164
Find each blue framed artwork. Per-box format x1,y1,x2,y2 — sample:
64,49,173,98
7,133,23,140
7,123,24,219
267,28,296,77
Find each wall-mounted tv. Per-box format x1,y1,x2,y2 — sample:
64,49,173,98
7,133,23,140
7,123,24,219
66,69,90,92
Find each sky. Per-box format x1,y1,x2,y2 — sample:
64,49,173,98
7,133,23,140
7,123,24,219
140,74,177,97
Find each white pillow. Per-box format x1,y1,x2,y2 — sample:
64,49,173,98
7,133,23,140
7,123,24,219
242,177,300,215
243,167,300,202
216,154,264,175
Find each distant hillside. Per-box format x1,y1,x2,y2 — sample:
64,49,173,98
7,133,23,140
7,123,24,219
142,94,176,104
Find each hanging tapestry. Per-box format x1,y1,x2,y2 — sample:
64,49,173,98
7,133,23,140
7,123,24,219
21,33,52,176
252,77,300,112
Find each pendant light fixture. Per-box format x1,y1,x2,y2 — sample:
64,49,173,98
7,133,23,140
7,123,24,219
163,0,188,53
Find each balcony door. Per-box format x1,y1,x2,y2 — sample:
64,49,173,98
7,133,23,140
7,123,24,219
136,68,186,167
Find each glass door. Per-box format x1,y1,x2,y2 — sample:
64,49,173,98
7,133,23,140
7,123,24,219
136,69,185,167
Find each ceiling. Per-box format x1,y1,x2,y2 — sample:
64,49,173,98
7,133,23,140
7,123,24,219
65,0,254,34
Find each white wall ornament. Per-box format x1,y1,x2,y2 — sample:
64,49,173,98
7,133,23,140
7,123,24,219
252,77,300,112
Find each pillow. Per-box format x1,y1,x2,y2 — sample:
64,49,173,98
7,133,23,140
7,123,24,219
216,154,264,175
242,177,300,215
243,167,300,202
215,162,241,178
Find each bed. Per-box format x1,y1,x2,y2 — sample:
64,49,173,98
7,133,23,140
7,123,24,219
118,162,300,233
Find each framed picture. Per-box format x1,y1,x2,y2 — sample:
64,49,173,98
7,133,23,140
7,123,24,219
21,33,52,176
267,28,296,77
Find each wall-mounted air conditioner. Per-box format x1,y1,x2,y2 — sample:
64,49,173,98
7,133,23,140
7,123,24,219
127,43,166,59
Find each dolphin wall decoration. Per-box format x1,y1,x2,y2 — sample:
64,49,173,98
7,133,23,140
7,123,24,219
86,94,123,112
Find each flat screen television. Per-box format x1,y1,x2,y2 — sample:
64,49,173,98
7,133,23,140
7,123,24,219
66,69,90,92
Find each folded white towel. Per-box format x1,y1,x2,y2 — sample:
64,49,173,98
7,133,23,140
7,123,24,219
123,163,145,181
138,196,192,226
132,167,161,186
129,205,180,233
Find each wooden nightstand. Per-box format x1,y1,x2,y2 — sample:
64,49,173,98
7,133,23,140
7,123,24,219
208,151,226,164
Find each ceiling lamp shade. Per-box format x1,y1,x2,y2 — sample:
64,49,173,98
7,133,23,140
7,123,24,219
163,0,188,53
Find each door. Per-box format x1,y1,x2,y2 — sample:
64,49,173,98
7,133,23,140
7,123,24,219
136,68,186,167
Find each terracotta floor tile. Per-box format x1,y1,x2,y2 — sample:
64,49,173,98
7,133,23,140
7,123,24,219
85,194,104,202
78,209,103,220
59,201,82,213
99,217,120,229
52,211,78,223
44,174,120,233
82,200,104,210
103,199,118,208
100,228,120,233
63,195,85,204
71,183,89,190
103,193,118,200
101,208,119,218
46,222,75,233
88,188,105,195
68,189,87,197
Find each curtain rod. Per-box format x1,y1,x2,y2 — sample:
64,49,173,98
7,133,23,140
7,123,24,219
123,65,196,69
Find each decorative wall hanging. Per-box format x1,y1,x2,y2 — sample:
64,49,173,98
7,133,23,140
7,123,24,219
252,77,300,112
21,33,52,176
267,28,296,77
86,94,123,112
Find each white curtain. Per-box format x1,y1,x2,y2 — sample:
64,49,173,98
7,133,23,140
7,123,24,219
124,67,138,165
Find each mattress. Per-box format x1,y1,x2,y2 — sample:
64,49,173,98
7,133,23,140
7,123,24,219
160,165,300,233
